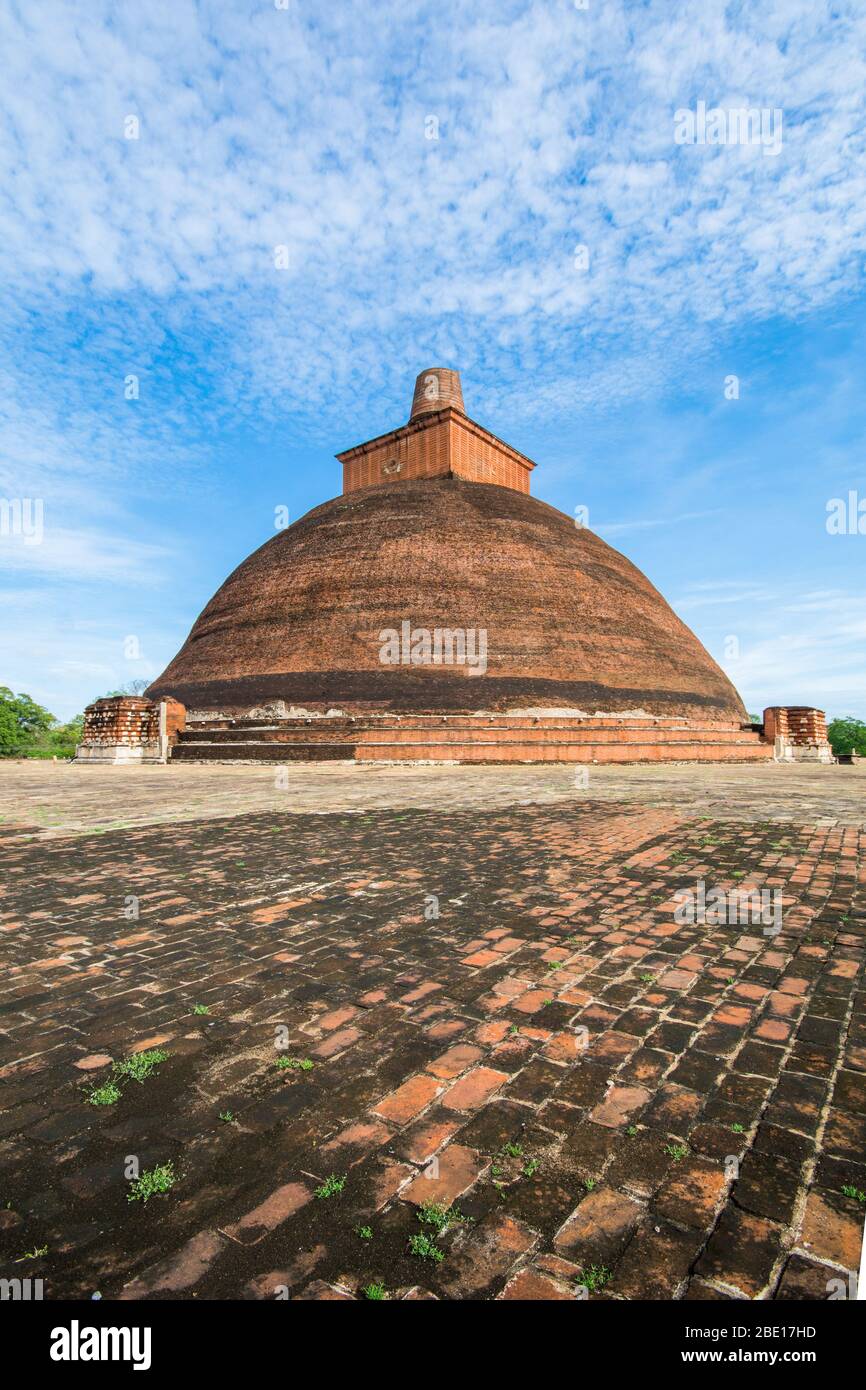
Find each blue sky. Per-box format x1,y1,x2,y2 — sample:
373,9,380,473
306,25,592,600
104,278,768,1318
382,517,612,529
1,0,864,722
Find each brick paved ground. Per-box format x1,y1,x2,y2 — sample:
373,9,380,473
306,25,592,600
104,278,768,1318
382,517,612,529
0,763,864,1300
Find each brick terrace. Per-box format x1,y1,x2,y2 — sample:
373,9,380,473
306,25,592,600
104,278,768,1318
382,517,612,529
0,764,864,1300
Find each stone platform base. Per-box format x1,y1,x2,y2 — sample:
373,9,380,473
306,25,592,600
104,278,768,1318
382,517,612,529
74,742,163,765
171,713,776,765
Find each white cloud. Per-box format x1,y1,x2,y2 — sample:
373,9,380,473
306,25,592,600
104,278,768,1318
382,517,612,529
598,508,724,537
0,527,172,583
0,587,171,719
712,587,866,718
0,0,864,439
673,582,779,610
0,1,864,719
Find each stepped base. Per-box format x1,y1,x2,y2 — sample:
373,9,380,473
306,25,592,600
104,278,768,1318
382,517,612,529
171,713,775,765
172,742,352,763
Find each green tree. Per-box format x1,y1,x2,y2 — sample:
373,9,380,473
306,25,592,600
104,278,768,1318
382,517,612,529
827,717,866,758
0,687,54,755
0,692,19,754
0,688,83,758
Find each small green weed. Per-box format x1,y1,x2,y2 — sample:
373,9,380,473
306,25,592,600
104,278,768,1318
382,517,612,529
315,1174,346,1200
86,1049,170,1107
418,1201,467,1234
87,1080,122,1107
127,1162,175,1204
408,1232,444,1262
15,1245,48,1262
114,1050,169,1084
582,1264,611,1292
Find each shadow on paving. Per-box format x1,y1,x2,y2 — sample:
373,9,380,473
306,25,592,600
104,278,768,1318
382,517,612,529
0,802,863,1301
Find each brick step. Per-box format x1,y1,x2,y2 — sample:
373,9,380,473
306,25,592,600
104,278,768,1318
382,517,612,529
179,722,762,746
170,737,773,764
188,714,756,734
171,742,354,762
354,740,775,764
353,727,764,747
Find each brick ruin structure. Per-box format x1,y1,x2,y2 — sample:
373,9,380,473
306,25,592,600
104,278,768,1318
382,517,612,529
74,696,185,764
75,369,834,765
763,707,834,764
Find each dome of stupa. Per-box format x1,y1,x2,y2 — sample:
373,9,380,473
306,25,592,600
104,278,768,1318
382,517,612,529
148,370,745,723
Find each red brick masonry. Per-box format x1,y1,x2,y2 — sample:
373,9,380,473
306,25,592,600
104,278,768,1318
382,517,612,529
337,407,535,495
79,696,155,749
764,708,833,764
173,712,775,764
76,696,186,763
338,365,535,495
79,704,836,767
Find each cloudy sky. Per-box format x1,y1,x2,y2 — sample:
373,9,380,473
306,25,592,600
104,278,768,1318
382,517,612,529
1,0,864,721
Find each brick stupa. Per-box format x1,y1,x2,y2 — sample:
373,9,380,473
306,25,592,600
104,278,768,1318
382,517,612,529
141,368,824,763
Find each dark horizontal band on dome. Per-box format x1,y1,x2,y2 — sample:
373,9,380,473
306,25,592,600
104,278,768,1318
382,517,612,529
146,669,737,719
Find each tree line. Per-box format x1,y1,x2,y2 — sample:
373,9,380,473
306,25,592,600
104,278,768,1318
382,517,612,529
0,681,149,759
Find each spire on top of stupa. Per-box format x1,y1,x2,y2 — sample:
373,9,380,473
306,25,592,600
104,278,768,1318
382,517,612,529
336,365,534,495
409,367,465,421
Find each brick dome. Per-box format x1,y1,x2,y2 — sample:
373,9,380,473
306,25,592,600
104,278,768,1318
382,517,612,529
147,476,747,721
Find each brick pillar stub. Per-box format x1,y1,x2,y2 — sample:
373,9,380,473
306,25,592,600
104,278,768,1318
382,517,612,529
764,706,832,763
75,695,185,764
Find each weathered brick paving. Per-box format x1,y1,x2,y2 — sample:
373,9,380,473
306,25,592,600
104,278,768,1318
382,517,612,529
0,800,863,1300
